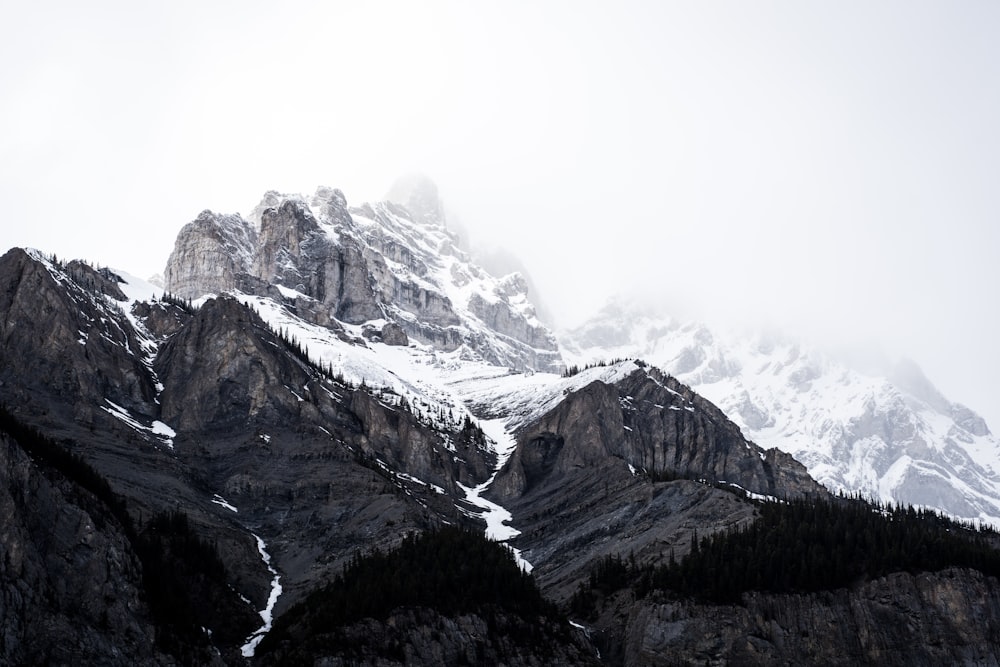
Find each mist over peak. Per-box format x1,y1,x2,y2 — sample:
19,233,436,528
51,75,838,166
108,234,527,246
385,173,445,227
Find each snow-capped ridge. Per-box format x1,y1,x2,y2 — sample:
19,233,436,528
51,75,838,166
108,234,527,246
561,299,1000,526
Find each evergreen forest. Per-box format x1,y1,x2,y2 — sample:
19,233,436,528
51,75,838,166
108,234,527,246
572,493,1000,617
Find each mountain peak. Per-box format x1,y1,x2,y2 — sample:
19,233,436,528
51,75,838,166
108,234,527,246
385,173,445,226
163,185,562,373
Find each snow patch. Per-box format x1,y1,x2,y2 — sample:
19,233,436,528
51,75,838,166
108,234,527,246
113,269,162,304
720,480,780,503
395,471,446,495
275,284,311,301
151,420,175,439
101,400,175,449
212,494,238,513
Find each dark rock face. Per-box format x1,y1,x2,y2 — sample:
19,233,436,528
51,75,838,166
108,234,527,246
380,320,409,346
509,474,758,606
611,568,1000,666
0,248,160,426
0,432,162,665
156,296,312,433
65,260,128,300
0,249,497,650
495,365,823,504
260,607,600,667
129,298,189,339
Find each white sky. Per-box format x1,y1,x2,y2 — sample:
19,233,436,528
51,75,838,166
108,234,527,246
1,1,998,429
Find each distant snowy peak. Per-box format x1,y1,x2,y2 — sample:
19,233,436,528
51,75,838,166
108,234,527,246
163,184,561,373
561,300,1000,525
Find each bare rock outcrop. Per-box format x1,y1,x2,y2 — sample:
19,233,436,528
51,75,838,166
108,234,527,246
164,210,255,298
0,248,160,425
495,364,824,504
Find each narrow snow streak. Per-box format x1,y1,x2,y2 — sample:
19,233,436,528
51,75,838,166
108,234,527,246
211,494,238,513
241,533,283,657
719,480,780,503
457,418,533,572
101,399,175,448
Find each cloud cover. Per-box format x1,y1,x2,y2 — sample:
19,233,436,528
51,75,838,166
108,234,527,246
1,1,998,428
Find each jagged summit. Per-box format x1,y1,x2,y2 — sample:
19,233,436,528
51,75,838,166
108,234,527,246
163,185,561,373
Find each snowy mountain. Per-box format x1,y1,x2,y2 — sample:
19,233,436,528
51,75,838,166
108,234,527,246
4,179,1000,664
561,299,1000,526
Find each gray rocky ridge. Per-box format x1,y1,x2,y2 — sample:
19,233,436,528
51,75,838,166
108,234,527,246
165,185,561,373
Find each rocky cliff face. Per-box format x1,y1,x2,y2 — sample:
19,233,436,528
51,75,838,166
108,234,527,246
465,360,823,604
602,568,1000,666
0,431,162,666
164,183,561,373
494,363,823,503
0,248,159,427
164,210,257,299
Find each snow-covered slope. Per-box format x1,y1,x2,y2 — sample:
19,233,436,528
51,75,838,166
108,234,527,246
561,300,1000,525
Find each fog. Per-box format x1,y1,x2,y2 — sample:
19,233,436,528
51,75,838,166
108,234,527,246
1,1,998,428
